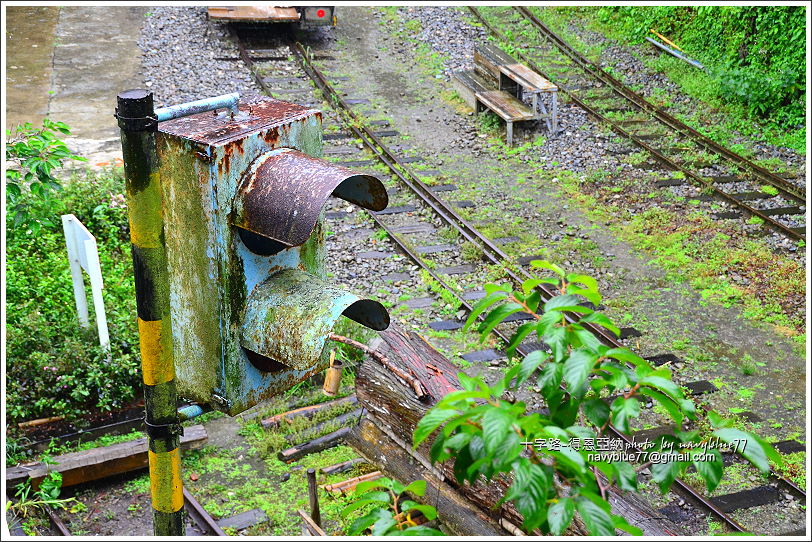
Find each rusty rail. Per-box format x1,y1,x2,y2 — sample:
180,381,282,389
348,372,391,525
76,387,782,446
515,6,804,205
184,488,227,536
503,7,803,241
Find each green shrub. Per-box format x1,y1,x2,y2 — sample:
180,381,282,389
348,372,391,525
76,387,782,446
6,167,141,423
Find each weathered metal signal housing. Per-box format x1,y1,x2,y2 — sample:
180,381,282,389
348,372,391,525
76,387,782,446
157,98,389,414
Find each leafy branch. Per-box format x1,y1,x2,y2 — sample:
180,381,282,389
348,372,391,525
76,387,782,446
342,477,443,536
5,119,86,231
413,260,780,535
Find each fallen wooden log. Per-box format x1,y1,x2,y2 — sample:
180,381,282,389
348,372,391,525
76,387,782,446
347,417,507,537
278,427,350,463
284,409,363,444
6,425,207,490
350,322,682,536
298,509,327,536
321,470,383,495
18,415,66,429
320,457,367,476
261,395,357,429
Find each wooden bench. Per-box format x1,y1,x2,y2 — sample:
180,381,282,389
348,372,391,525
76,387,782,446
452,43,558,145
475,90,535,145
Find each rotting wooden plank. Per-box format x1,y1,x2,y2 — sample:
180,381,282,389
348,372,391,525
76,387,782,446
475,90,535,122
278,427,350,463
298,509,327,536
261,395,358,429
6,425,207,489
320,457,367,475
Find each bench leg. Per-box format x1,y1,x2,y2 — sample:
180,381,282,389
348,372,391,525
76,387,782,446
551,92,558,137
506,121,514,147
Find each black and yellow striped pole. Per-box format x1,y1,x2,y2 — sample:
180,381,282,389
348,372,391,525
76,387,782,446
116,89,184,536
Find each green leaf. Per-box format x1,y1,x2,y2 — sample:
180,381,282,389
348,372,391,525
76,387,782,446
581,398,610,429
517,350,548,384
575,496,614,535
713,428,778,473
477,302,525,339
563,349,598,393
370,509,398,535
548,498,575,535
506,322,536,358
400,501,438,521
544,294,590,313
612,461,637,491
464,291,508,331
341,491,391,516
604,347,647,367
612,513,643,536
402,479,427,497
651,460,682,493
413,408,459,447
693,449,723,493
507,459,551,531
347,507,392,535
638,388,684,426
537,362,563,396
610,396,640,433
639,375,683,402
578,312,620,337
482,406,514,453
530,259,565,276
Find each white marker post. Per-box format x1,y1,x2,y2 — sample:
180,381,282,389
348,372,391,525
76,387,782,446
62,214,110,357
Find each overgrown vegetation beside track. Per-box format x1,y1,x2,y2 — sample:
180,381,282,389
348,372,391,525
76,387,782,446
545,5,806,151
6,166,142,424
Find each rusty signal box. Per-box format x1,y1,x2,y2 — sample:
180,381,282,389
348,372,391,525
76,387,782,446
156,98,389,414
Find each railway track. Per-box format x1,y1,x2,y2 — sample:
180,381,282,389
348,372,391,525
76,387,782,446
469,6,806,243
226,21,805,536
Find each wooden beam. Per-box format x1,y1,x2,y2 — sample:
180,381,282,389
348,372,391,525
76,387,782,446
6,425,207,489
320,457,366,475
297,509,327,536
261,395,357,429
277,427,350,463
347,417,507,537
321,471,383,495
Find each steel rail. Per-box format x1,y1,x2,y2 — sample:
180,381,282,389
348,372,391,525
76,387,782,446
515,6,805,204
184,488,227,536
282,36,753,534
45,506,71,536
469,7,802,241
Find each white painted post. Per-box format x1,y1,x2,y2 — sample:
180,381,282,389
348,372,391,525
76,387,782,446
62,215,90,327
61,214,110,357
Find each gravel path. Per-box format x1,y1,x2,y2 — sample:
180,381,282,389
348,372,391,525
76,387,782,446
138,7,261,107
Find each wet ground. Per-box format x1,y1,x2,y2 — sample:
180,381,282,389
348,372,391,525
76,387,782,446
5,6,146,166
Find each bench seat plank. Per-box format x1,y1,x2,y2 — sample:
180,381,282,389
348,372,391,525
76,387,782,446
475,90,535,121
500,64,557,92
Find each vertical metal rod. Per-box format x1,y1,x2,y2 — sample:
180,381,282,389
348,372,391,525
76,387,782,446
116,88,184,536
307,468,321,527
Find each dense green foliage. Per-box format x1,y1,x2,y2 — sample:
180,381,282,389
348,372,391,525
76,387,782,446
595,6,806,127
414,262,780,535
342,478,443,536
6,119,87,231
6,169,141,423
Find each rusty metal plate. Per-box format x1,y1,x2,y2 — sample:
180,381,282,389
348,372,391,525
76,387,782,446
242,268,389,371
158,97,319,147
232,148,388,247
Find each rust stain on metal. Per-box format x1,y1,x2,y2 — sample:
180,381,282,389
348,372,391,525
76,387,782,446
232,148,388,247
159,97,319,147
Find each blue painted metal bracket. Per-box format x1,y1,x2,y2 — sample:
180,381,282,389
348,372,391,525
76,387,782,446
156,92,241,122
